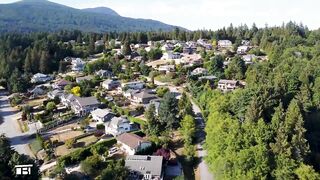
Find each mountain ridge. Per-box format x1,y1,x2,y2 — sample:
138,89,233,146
0,0,183,33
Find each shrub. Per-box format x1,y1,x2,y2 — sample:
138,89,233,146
65,138,76,149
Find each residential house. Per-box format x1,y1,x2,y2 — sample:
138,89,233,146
29,86,45,97
116,133,152,155
70,96,100,116
158,65,175,74
95,40,105,47
218,40,233,48
123,89,141,99
237,46,250,54
96,69,113,78
102,79,121,90
161,52,181,60
126,155,163,180
130,90,158,105
217,79,240,92
76,75,94,83
71,58,85,72
31,73,52,83
241,40,251,46
53,79,72,90
121,81,145,90
91,108,115,124
161,43,174,51
183,46,196,54
61,94,77,107
191,68,208,76
47,89,64,99
105,117,131,136
242,54,256,63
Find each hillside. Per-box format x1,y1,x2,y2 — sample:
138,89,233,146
0,0,181,33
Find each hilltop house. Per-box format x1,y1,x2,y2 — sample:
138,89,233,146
105,116,131,136
125,155,164,180
102,79,121,90
31,73,52,83
71,58,85,72
218,40,233,48
91,108,115,124
161,43,174,52
95,40,105,47
217,79,240,92
116,133,152,155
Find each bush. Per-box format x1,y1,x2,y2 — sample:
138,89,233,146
96,124,105,130
65,138,76,149
46,102,56,112
156,87,169,97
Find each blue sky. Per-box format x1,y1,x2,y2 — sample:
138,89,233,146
1,0,320,30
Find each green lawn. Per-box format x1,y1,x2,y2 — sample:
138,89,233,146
128,116,146,125
29,139,43,155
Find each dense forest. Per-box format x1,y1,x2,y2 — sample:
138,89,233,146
186,23,320,179
0,0,178,33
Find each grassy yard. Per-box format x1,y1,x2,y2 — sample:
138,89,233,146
128,116,146,125
55,135,98,157
29,139,43,156
155,74,175,83
25,98,46,107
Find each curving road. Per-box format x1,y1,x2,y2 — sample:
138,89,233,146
0,93,33,156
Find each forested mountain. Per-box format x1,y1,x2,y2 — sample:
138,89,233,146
81,7,120,16
0,0,180,33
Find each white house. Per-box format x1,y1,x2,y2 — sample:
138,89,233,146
47,89,64,99
161,52,181,60
71,58,85,72
116,133,152,155
31,73,52,83
218,40,233,48
218,79,240,92
105,116,131,136
102,79,121,90
29,86,45,97
96,69,113,78
191,68,208,76
68,96,100,116
242,54,256,62
121,81,145,90
95,40,105,47
237,46,250,54
52,79,72,90
130,90,158,105
76,75,94,83
158,65,175,74
161,43,174,51
91,108,115,124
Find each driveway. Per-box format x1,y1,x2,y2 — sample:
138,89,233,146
0,93,33,157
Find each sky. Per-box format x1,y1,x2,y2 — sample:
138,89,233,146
0,0,320,30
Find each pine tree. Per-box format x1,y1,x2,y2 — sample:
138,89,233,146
158,92,178,130
178,92,194,118
24,51,32,73
39,51,49,74
144,104,160,136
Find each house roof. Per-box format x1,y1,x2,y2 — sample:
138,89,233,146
125,155,163,177
56,79,72,86
108,116,130,127
75,96,99,107
116,133,149,149
76,76,94,82
132,90,157,100
91,108,113,118
218,79,238,85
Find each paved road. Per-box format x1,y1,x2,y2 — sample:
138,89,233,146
0,93,33,156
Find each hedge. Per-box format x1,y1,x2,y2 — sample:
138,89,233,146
57,138,116,167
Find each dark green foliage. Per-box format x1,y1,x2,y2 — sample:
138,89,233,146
158,92,179,130
0,1,179,33
0,134,40,180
